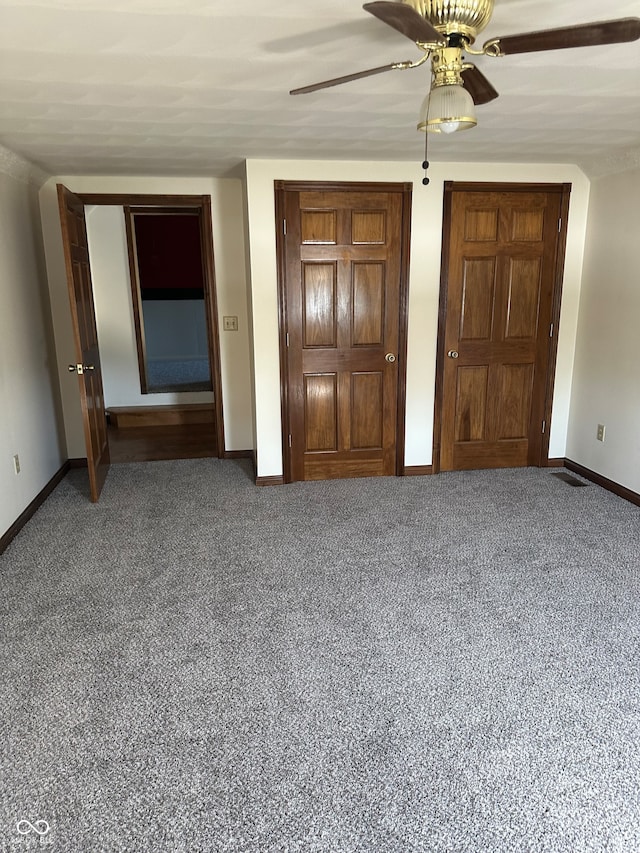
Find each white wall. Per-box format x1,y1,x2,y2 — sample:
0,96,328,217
39,176,254,455
245,159,591,478
566,167,640,493
0,151,65,539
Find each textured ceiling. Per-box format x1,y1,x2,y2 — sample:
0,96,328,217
0,0,639,177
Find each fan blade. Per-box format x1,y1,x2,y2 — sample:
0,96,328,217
461,66,499,105
290,62,406,95
488,17,640,56
363,1,446,45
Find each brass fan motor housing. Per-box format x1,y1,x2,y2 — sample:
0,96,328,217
402,0,495,43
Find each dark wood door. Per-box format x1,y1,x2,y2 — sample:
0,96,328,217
279,184,410,482
437,185,568,471
57,184,110,501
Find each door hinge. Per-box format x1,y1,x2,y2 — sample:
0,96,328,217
549,323,554,338
283,218,287,236
542,420,546,434
288,434,292,448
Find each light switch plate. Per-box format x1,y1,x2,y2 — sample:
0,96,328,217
223,316,238,331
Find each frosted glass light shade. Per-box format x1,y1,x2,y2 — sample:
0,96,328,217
417,84,477,134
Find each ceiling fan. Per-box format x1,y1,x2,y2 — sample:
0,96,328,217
290,0,640,136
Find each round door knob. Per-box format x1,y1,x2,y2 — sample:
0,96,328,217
385,353,396,363
68,364,95,374
447,350,459,359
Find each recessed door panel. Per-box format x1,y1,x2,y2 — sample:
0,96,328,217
301,210,337,244
303,263,337,348
511,208,545,242
351,372,383,449
505,258,542,340
352,262,384,346
454,366,488,442
460,258,496,341
497,364,534,440
464,208,498,242
304,373,338,452
352,210,386,244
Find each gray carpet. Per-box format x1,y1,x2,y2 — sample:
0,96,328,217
146,357,211,393
1,461,639,852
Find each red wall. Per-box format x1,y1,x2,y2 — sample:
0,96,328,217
134,214,204,294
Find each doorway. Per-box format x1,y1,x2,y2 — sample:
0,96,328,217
433,182,571,472
276,181,412,483
58,188,226,496
124,207,214,395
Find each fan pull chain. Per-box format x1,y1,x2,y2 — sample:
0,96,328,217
422,131,430,186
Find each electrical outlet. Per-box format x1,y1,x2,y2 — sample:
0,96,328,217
596,424,606,442
223,315,238,331
13,454,20,474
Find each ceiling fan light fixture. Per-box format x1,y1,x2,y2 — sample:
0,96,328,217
417,83,477,133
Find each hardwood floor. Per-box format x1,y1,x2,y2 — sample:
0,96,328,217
107,423,217,463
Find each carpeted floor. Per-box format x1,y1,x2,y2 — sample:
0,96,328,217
146,357,211,393
1,461,639,852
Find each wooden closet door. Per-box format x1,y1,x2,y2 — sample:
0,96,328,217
281,186,409,482
439,186,565,471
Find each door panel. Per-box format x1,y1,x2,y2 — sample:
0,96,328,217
301,210,336,244
280,185,410,482
460,258,496,340
351,373,384,449
352,210,386,244
304,374,338,452
465,207,498,242
303,263,337,347
439,186,566,472
511,208,544,242
455,366,488,442
57,184,110,501
352,263,385,346
505,258,542,339
497,363,534,439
